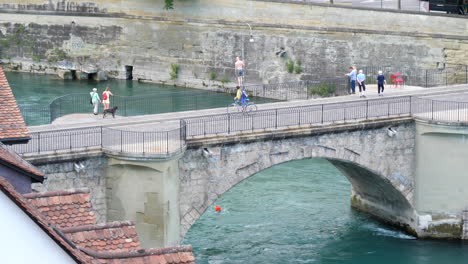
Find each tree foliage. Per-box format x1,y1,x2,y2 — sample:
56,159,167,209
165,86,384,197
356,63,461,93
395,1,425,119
164,0,174,9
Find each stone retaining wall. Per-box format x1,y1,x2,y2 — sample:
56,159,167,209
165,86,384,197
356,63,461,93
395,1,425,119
0,0,466,91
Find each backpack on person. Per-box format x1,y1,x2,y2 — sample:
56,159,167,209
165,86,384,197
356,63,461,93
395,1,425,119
102,92,108,100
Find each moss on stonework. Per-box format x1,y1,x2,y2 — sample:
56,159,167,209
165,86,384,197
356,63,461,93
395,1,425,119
427,223,462,237
351,194,361,208
350,194,368,210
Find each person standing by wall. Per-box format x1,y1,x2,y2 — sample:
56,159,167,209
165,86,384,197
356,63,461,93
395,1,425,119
235,56,245,87
346,66,357,94
102,87,113,110
377,70,386,96
357,69,366,98
89,88,101,115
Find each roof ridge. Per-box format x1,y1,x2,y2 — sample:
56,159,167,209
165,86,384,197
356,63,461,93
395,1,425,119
61,221,135,234
79,245,193,259
24,188,90,198
0,141,44,180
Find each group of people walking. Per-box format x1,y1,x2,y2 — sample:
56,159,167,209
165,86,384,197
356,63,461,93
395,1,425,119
346,66,387,97
90,87,113,115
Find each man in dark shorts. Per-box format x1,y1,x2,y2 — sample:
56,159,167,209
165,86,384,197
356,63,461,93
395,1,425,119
235,56,245,87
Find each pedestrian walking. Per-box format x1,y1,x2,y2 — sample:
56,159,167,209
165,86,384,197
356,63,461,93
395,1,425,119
235,56,245,87
377,71,386,96
357,69,366,98
102,87,113,110
346,66,357,94
89,88,101,115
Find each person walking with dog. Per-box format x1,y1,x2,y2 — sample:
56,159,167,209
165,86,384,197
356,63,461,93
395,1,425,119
102,87,113,110
89,88,101,115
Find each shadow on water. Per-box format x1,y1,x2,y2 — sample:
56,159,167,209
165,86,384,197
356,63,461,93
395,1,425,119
184,159,468,264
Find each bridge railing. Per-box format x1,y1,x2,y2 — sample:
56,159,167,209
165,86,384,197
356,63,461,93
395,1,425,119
11,125,187,158
11,94,468,156
243,78,349,100
20,89,271,126
412,97,468,123
183,96,413,137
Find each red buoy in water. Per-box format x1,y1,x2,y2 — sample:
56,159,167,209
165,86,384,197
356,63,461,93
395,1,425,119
215,205,222,212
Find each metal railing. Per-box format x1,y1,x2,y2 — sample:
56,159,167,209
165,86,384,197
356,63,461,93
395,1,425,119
17,65,468,126
183,96,413,137
286,0,467,15
362,65,468,87
11,125,186,158
412,97,468,122
19,89,274,126
243,77,348,100
10,94,468,156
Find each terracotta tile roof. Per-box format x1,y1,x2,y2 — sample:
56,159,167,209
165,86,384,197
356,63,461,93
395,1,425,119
0,177,98,264
23,188,196,264
0,66,29,142
24,188,96,228
62,221,141,253
0,141,44,181
81,245,195,264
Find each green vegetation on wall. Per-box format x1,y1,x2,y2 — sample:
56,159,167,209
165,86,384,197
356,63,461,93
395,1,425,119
307,82,336,97
0,24,34,60
209,72,217,81
285,59,294,73
170,63,180,80
294,60,302,74
46,48,68,63
285,59,302,74
164,0,174,9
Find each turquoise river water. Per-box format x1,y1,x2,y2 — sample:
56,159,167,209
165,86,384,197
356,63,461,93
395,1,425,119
184,159,468,264
6,72,272,126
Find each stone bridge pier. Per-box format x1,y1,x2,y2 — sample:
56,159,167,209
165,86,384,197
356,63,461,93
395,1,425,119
178,118,418,238
105,154,182,248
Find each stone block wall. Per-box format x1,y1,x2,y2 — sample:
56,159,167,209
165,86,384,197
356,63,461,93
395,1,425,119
31,156,107,223
0,0,466,91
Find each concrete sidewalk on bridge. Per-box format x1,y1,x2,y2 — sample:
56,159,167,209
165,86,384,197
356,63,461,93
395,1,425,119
29,84,468,133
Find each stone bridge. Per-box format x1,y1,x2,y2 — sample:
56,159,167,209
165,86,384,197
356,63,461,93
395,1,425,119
15,88,468,247
178,118,417,238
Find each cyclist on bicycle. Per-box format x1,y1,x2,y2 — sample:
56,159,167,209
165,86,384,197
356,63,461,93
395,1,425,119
234,86,249,112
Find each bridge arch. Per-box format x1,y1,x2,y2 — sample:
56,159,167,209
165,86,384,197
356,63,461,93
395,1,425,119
179,120,417,238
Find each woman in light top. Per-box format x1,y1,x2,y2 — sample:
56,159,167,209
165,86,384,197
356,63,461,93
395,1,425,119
90,88,101,115
102,87,113,110
357,69,366,98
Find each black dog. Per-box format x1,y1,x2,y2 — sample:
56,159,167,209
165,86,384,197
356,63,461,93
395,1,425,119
103,106,118,118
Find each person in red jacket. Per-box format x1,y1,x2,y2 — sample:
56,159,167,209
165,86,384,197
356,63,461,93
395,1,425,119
102,87,113,110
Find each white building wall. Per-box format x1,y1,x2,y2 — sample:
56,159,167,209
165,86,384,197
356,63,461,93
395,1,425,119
0,192,77,264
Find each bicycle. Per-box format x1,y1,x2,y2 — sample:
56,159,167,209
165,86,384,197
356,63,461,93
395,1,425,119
227,99,257,113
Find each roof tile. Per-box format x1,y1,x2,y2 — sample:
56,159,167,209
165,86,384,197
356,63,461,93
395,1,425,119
0,66,29,141
24,189,96,228
0,177,98,263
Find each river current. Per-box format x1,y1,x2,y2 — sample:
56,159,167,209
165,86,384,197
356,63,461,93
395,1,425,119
184,159,468,264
